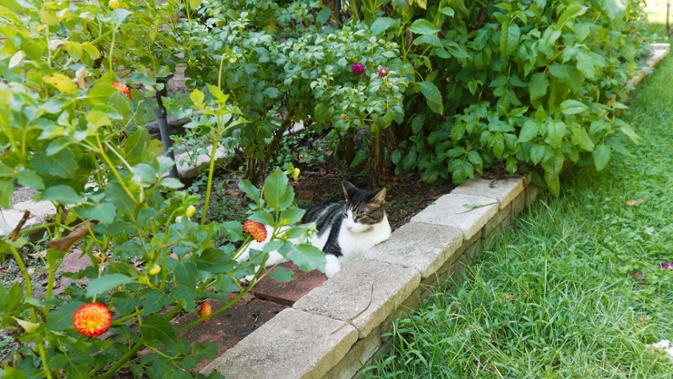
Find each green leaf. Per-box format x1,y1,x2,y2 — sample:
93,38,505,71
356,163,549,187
408,19,439,35
195,248,236,273
263,168,288,211
140,315,177,345
84,83,118,106
557,3,587,27
75,202,116,223
500,21,520,58
316,7,332,26
529,72,549,102
31,149,78,179
86,273,133,297
370,17,398,36
0,179,14,209
270,267,295,282
190,89,205,109
518,119,540,143
113,8,133,28
570,125,595,151
239,180,260,202
282,243,326,272
47,301,84,331
547,120,566,149
86,110,113,128
160,177,184,189
17,169,44,190
279,207,305,226
559,99,587,115
173,262,198,290
41,185,82,204
619,124,641,144
419,81,443,115
593,144,611,171
544,170,560,197
439,7,455,17
63,41,83,61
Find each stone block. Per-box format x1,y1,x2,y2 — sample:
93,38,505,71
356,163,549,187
364,222,463,279
410,194,499,240
510,189,526,217
324,328,381,379
200,308,358,379
451,177,524,210
482,203,511,240
293,259,420,339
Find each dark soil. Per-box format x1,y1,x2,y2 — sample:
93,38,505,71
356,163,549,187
216,157,455,231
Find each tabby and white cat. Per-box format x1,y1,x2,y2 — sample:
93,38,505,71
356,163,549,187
237,180,391,278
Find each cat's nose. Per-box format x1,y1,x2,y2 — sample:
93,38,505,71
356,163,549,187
345,223,353,230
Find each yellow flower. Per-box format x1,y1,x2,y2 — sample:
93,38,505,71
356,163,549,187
185,205,196,218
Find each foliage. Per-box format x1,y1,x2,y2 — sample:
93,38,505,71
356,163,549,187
344,0,649,195
0,1,325,377
175,0,408,185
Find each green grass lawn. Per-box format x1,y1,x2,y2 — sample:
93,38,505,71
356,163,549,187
364,55,673,377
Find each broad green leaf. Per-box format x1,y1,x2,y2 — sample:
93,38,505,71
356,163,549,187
557,3,587,27
86,273,133,297
0,178,14,208
75,202,116,223
439,7,455,16
570,126,595,151
44,73,78,95
547,120,566,149
63,41,83,61
86,110,112,128
370,17,398,36
279,207,305,226
270,267,295,282
263,168,288,211
105,180,136,216
173,262,198,290
544,170,560,197
500,22,520,58
113,8,133,28
190,89,205,109
529,72,549,102
83,83,118,106
195,248,236,273
31,149,78,178
17,169,44,190
41,185,82,204
530,144,547,165
282,243,326,272
160,177,184,189
518,119,540,142
419,81,443,114
408,19,439,35
47,301,84,330
619,124,641,144
593,144,611,171
140,315,177,345
188,0,201,10
559,99,588,115
239,179,260,202
316,7,332,26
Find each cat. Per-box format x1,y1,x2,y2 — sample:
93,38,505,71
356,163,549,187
236,180,391,279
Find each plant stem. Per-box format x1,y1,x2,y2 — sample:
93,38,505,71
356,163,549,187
96,342,144,379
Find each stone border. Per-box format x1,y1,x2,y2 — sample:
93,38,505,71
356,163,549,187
200,176,538,378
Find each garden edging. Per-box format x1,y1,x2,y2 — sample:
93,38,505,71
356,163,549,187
200,176,538,379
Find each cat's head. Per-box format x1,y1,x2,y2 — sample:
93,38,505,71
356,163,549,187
341,181,387,233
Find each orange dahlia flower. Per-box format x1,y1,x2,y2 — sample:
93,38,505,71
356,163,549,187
73,302,112,337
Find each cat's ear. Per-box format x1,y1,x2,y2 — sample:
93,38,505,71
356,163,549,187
342,180,358,200
370,187,386,207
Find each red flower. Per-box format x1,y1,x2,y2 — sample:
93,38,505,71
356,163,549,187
200,302,212,323
73,303,112,337
243,220,267,243
351,62,365,75
111,81,132,99
377,66,389,78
